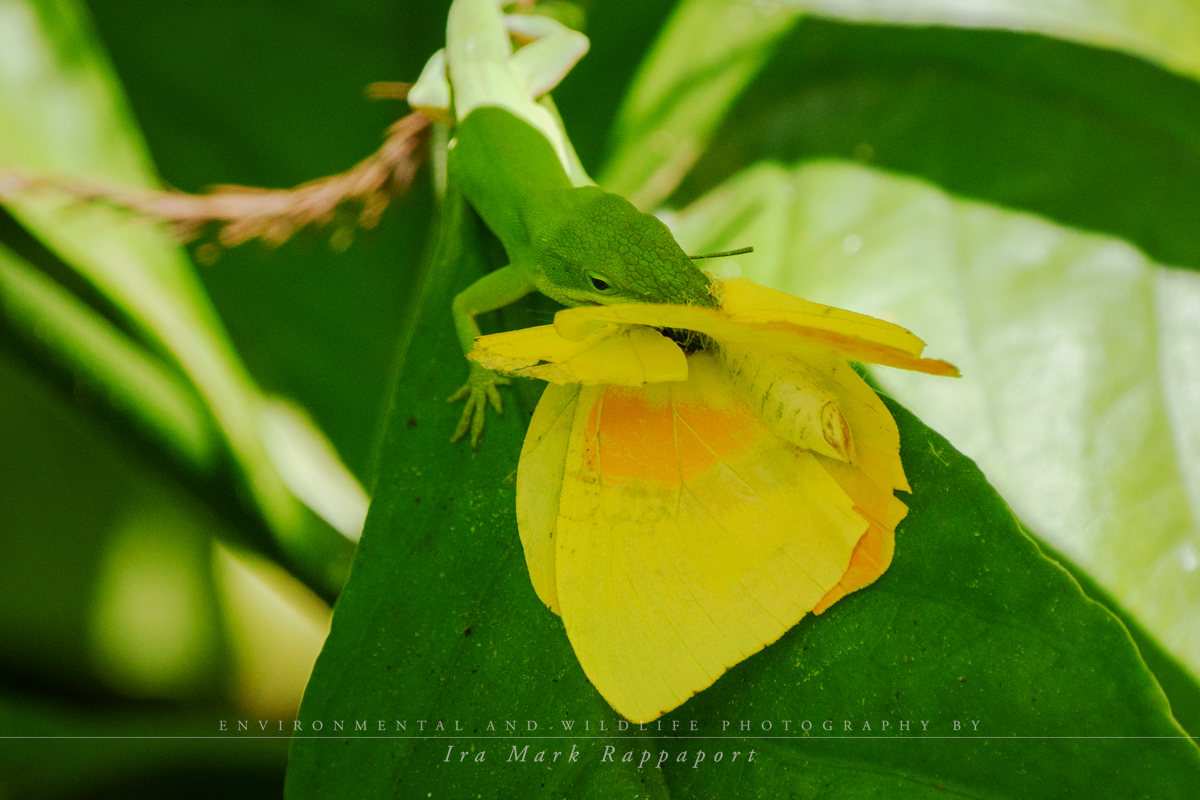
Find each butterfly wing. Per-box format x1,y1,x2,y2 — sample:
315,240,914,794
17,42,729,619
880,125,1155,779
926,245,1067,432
471,324,687,385
809,353,911,613
552,278,959,377
552,352,868,722
516,382,581,614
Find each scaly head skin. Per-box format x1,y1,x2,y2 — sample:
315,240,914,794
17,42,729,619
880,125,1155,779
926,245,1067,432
530,186,718,309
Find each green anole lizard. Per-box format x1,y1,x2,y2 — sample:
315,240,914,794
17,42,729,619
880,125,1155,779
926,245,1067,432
408,0,717,447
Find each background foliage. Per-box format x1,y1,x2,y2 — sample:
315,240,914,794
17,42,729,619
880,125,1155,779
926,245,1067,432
2,0,1199,797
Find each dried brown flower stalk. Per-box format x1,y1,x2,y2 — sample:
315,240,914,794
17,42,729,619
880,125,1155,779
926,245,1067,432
1,93,432,252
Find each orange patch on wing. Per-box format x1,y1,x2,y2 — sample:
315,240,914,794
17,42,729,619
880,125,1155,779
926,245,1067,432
810,443,905,618
672,399,760,483
592,371,767,488
818,458,907,532
593,385,678,486
670,412,719,485
674,397,757,455
812,523,894,615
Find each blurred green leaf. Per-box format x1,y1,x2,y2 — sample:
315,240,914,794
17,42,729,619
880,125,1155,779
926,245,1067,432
0,689,287,800
286,168,1200,800
0,348,226,700
550,0,681,175
600,0,801,206
0,0,355,597
676,18,1200,273
81,0,448,485
669,159,1200,687
0,242,215,466
793,0,1200,82
605,0,1200,219
78,0,686,487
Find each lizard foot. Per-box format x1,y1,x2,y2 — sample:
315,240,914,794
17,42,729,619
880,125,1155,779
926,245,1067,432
448,362,511,449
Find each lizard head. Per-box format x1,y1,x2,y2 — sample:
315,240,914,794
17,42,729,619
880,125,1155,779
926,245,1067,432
532,187,719,310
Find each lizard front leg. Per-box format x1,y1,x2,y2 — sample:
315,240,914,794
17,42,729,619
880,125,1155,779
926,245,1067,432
448,264,536,447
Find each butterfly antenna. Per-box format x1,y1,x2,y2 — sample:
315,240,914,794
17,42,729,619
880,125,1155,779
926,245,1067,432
689,246,754,260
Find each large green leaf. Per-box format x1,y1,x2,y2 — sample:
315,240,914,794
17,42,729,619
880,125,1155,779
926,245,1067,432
668,160,1200,689
286,175,1200,800
284,182,669,798
1029,529,1200,737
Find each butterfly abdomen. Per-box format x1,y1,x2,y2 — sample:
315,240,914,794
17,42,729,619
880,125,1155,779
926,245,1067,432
717,342,855,463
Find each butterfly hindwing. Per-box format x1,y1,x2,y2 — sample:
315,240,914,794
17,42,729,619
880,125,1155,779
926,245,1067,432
516,382,580,614
553,353,868,722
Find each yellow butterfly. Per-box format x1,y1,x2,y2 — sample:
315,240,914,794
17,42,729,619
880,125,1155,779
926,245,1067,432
471,278,957,723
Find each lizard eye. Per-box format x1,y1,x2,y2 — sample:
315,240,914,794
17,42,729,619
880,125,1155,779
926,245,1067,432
587,273,612,292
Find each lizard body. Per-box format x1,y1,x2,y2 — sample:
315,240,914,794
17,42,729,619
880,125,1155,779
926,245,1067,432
409,0,716,445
